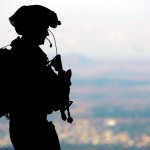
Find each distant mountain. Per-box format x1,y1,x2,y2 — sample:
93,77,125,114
61,53,95,66
55,53,150,80
0,53,150,150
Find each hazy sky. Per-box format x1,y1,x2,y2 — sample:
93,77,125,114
0,0,150,60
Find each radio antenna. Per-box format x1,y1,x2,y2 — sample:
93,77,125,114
46,29,58,55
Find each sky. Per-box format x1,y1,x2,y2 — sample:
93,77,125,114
0,0,150,61
0,1,150,148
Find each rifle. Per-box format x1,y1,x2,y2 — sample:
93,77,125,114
50,54,73,123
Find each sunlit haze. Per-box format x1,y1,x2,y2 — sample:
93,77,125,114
0,1,150,150
0,0,150,60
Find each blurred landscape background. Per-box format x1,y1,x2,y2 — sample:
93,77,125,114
0,54,150,150
0,0,150,150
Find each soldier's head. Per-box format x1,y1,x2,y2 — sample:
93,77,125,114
9,5,61,45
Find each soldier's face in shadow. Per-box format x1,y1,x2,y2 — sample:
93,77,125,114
34,27,49,45
23,25,49,45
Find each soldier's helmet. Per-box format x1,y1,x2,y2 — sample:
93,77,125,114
9,5,61,35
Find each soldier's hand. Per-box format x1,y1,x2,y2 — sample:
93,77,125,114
50,54,63,71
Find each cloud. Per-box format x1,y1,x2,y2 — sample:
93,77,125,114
65,37,77,47
107,31,128,42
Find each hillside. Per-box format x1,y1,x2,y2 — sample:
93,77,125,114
0,54,150,149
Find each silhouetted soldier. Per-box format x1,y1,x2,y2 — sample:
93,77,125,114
4,5,64,150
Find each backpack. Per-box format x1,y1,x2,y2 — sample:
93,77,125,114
0,46,13,118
